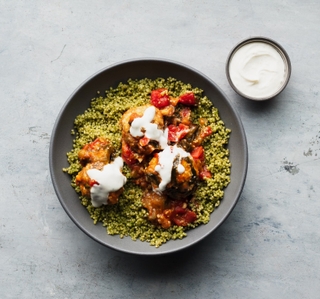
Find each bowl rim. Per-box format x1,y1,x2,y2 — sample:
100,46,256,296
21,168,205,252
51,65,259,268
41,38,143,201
49,57,248,255
225,36,292,101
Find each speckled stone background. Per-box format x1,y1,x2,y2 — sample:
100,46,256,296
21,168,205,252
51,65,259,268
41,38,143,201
1,1,320,298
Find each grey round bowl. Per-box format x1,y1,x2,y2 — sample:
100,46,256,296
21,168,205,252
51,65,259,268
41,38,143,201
49,58,248,255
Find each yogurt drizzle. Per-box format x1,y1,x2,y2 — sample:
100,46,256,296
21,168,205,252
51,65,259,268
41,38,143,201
87,157,127,207
130,106,168,149
155,145,190,192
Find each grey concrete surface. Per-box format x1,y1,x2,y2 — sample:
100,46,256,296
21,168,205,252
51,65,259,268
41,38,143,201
1,1,320,298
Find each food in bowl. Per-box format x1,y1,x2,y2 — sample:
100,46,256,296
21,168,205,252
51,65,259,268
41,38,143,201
63,77,231,247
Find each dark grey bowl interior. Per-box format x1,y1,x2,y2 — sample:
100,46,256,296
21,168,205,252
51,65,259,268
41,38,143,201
49,58,248,255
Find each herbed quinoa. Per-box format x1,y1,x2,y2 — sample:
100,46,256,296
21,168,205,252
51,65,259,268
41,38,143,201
63,77,231,247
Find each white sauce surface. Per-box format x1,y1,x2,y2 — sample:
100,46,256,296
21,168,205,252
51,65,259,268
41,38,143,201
87,157,127,207
154,145,190,192
229,42,286,99
130,106,168,148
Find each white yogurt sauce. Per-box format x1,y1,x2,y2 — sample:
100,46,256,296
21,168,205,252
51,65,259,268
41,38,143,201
154,145,190,192
130,106,168,148
229,42,286,99
87,157,127,207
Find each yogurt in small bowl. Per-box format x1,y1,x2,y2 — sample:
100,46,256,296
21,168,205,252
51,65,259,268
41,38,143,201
226,37,291,101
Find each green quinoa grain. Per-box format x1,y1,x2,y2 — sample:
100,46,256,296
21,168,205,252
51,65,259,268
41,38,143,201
64,77,231,247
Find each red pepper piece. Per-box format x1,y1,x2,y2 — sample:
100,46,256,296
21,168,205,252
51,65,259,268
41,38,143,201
139,136,150,146
179,92,197,106
89,179,99,187
167,123,190,142
199,165,212,180
171,206,197,226
121,141,137,165
191,146,205,161
150,88,170,109
201,126,213,138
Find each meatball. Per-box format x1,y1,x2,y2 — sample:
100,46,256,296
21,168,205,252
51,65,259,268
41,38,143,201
145,152,201,200
75,161,104,198
120,104,165,159
76,137,124,205
78,137,113,166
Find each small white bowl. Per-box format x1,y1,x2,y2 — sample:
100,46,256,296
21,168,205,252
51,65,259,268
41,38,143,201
226,37,291,101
